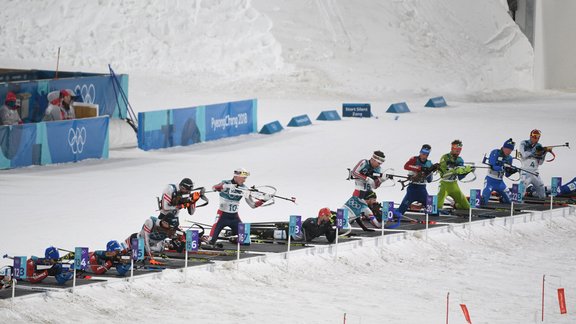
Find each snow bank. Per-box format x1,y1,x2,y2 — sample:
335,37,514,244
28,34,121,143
0,0,533,101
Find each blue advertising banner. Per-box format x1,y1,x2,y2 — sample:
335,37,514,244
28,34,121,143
0,123,38,168
0,116,109,169
0,73,128,122
137,99,257,151
342,103,371,117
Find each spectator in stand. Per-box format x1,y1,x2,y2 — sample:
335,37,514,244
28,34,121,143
43,89,76,121
0,91,23,125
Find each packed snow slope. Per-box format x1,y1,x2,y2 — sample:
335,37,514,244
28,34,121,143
0,0,532,104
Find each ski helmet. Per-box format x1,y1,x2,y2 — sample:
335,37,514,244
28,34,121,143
530,129,541,139
318,207,332,218
233,168,250,178
371,151,386,163
420,144,432,155
179,178,193,192
45,246,60,260
106,240,121,252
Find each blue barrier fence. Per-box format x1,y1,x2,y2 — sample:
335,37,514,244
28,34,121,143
0,72,128,123
0,116,109,169
137,99,257,151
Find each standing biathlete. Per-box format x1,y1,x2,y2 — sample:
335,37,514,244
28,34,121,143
437,140,474,210
398,144,437,215
208,168,272,245
350,151,386,199
481,139,517,205
518,129,549,199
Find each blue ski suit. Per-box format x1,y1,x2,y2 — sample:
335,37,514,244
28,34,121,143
481,149,514,205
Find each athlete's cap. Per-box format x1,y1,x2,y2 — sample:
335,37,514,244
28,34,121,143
420,144,431,155
502,138,515,150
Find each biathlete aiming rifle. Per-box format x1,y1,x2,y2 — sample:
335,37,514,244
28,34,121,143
541,142,569,162
481,154,539,178
385,163,440,191
205,185,297,205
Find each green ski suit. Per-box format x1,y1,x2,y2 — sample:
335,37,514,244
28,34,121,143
438,153,473,210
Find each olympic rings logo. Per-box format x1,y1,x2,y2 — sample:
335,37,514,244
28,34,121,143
74,84,96,104
347,199,362,210
68,127,87,154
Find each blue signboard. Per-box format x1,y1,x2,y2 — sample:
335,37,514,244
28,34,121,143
316,110,341,121
259,120,283,135
425,96,447,108
287,115,312,127
469,189,481,208
289,215,302,236
551,177,562,197
511,183,524,203
336,208,348,229
186,230,199,252
342,103,371,118
238,223,251,245
426,195,438,214
74,247,89,271
131,238,145,261
13,256,27,280
382,201,395,221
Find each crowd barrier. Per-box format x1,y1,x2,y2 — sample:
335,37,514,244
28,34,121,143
137,99,257,151
0,116,109,169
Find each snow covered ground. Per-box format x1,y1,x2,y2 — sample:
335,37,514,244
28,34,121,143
1,0,576,323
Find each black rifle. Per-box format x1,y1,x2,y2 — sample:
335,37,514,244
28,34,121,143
388,163,439,191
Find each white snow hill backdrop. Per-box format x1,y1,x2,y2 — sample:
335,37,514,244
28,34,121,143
0,0,532,103
2,1,576,324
